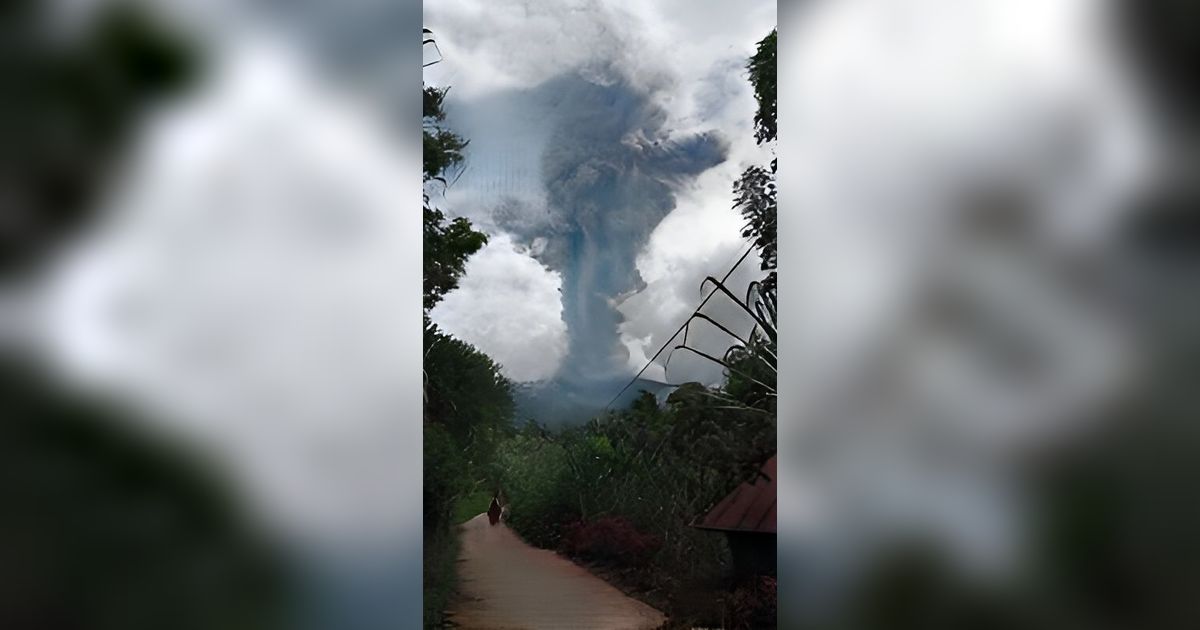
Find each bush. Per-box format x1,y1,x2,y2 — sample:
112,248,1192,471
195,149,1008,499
423,423,467,532
561,516,662,567
496,431,579,548
727,575,777,630
422,530,459,629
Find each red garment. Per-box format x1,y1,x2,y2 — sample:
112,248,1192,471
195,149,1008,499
487,498,501,525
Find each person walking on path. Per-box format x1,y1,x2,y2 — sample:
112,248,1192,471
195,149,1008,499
487,493,502,526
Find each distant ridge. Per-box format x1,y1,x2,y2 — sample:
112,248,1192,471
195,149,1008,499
513,376,675,427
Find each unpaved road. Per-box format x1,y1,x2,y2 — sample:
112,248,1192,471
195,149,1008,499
446,514,666,629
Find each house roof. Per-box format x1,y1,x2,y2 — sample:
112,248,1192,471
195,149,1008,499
693,455,777,534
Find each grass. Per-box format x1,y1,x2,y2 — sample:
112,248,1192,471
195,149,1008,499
453,489,494,524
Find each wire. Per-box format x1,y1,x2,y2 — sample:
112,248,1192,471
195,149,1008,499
602,243,756,410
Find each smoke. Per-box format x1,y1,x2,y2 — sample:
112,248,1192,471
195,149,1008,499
424,0,776,398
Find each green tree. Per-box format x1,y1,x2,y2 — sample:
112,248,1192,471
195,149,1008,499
423,84,486,310
423,206,487,311
722,29,779,413
733,29,777,296
423,87,469,184
423,323,515,482
747,29,777,145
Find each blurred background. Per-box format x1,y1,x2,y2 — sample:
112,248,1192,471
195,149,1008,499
777,0,1200,628
0,0,1198,628
0,0,423,628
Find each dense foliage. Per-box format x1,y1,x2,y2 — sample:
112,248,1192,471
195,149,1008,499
423,206,487,311
500,385,773,542
747,29,777,145
496,380,774,625
734,29,778,297
423,322,515,522
733,161,777,295
422,86,469,181
422,84,486,310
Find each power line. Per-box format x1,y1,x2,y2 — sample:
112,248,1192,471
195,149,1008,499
603,243,756,410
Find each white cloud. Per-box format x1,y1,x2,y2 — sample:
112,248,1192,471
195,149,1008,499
429,234,568,382
424,0,661,98
615,155,769,386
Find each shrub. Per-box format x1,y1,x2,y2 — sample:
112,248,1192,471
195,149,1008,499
423,423,467,532
561,516,662,567
727,574,776,629
496,431,579,548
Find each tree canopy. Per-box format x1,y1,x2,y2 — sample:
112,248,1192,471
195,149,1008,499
422,85,487,311
734,29,778,297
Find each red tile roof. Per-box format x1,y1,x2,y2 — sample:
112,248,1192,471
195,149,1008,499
693,455,777,534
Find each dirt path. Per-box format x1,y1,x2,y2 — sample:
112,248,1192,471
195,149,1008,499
446,514,667,629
